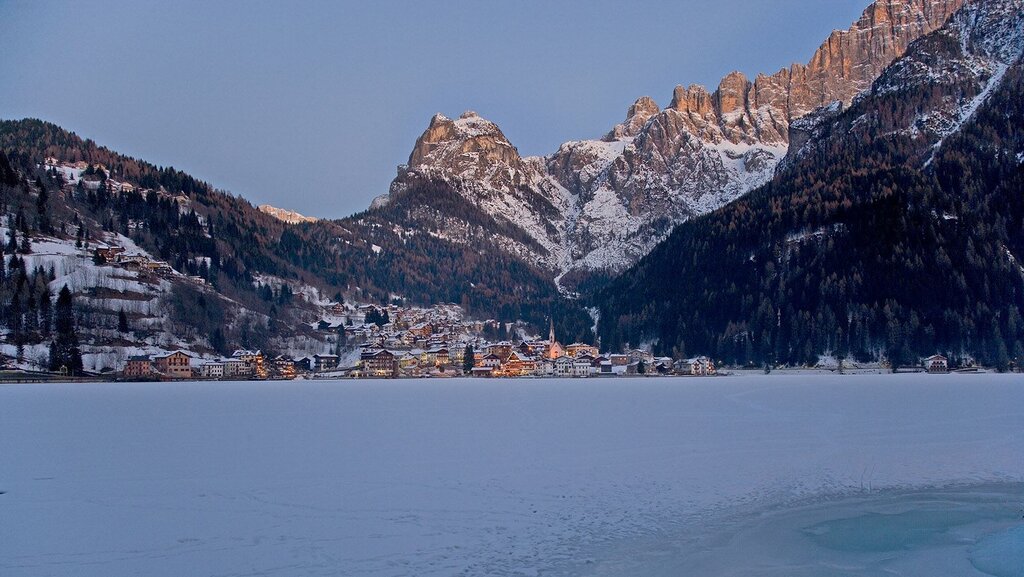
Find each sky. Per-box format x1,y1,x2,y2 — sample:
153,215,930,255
0,0,869,219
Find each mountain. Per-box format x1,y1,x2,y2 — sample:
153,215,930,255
373,0,965,289
594,0,1024,367
258,204,318,224
0,119,597,362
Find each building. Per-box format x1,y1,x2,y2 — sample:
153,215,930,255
123,355,153,379
554,356,573,376
678,356,716,376
153,351,193,379
502,351,536,377
271,355,297,379
195,361,225,379
94,246,126,262
924,354,949,373
567,343,599,359
313,354,340,372
222,358,248,378
360,349,397,378
487,341,514,361
423,347,450,367
233,350,267,379
572,355,593,377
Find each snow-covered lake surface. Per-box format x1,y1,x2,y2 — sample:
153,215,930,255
1,375,1021,576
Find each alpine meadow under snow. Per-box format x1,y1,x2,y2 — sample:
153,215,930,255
2,375,1022,576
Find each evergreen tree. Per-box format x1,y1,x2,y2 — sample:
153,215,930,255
463,344,475,374
118,308,129,333
48,285,83,375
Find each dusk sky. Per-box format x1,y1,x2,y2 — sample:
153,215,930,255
1,0,869,219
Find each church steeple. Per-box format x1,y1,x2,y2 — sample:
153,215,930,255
549,318,555,344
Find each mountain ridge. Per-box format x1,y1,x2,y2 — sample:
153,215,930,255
374,0,966,287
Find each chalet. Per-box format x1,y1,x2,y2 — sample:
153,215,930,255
294,357,314,372
479,353,503,369
678,356,715,376
503,351,536,376
95,246,126,262
924,354,949,373
123,355,153,379
153,351,193,379
360,349,397,378
313,354,340,372
593,356,614,375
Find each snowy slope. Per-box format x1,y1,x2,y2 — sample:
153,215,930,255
1,374,1021,576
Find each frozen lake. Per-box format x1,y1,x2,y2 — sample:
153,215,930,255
1,375,1021,576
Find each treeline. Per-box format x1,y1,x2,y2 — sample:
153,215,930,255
595,58,1024,369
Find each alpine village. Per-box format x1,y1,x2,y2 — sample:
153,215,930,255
2,0,1024,382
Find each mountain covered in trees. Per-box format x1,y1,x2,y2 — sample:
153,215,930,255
0,120,593,357
595,0,1024,368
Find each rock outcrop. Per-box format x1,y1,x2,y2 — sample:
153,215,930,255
374,0,968,285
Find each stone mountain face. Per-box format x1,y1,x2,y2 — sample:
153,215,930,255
373,0,966,287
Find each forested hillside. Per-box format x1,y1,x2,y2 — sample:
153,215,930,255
0,120,594,346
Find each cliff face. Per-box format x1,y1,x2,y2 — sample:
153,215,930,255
377,0,967,285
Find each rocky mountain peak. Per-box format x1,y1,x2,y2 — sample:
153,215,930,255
608,96,661,139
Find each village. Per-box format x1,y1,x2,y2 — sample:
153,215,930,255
116,311,719,381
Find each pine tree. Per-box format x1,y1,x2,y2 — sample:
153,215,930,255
48,285,83,375
463,344,475,374
118,308,129,333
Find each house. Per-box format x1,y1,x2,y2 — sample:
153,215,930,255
554,356,574,376
195,361,225,379
470,366,495,377
679,356,716,376
608,354,630,375
572,355,594,377
94,246,126,262
153,351,193,379
422,347,450,367
123,355,153,379
313,354,340,372
503,351,536,376
221,358,248,378
924,354,949,373
487,341,514,361
567,343,599,359
294,357,313,372
233,350,266,379
479,353,503,369
360,349,397,378
271,355,297,379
